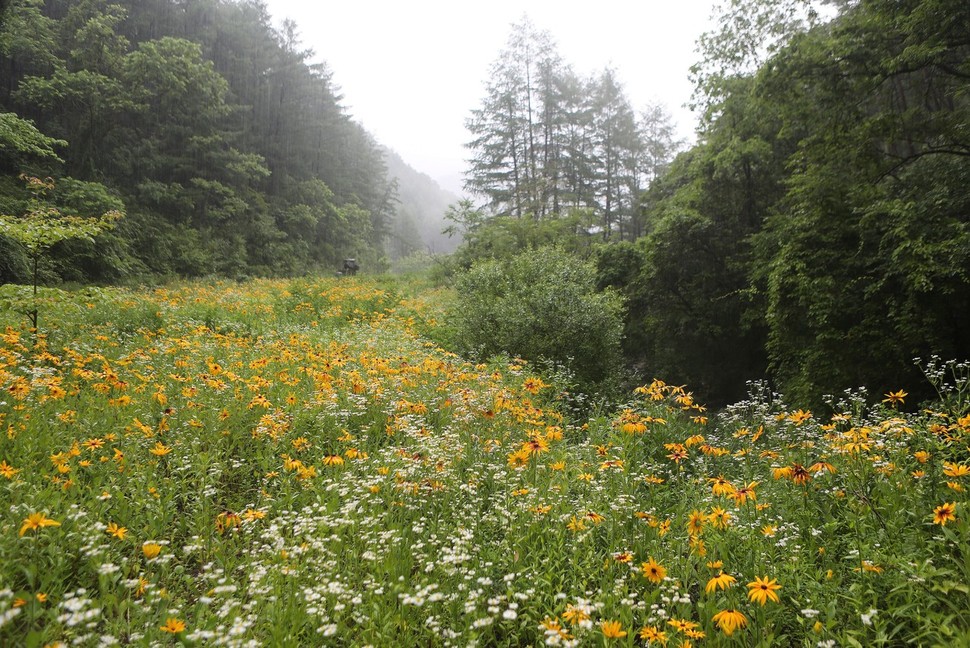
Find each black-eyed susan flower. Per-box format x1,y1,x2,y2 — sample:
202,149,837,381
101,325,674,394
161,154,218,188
731,481,758,505
882,390,907,406
639,625,667,643
561,603,591,626
711,609,747,635
686,510,706,536
747,576,782,605
933,502,957,526
709,475,736,497
566,516,587,532
600,620,627,638
149,441,171,456
613,551,634,564
641,557,666,584
0,460,18,479
709,506,731,530
943,463,969,478
705,571,736,594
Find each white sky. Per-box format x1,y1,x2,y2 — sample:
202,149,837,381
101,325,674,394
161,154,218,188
262,0,717,195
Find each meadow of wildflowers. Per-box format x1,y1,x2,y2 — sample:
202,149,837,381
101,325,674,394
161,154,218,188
0,277,968,646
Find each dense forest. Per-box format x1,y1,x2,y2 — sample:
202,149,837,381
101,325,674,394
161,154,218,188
0,0,452,282
454,0,970,406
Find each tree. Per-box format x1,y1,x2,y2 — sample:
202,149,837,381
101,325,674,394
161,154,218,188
465,17,562,219
751,0,970,401
588,68,640,240
0,111,63,173
0,175,121,328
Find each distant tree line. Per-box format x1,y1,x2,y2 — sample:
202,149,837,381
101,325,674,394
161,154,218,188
0,0,397,282
459,2,970,406
464,18,680,241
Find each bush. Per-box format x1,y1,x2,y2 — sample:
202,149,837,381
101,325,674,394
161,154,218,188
449,247,624,392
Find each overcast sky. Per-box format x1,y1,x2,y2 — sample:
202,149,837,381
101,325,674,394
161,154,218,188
262,0,717,195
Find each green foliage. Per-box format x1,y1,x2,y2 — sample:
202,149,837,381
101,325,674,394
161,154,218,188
630,0,970,405
452,209,601,270
748,0,970,403
0,175,122,327
0,0,398,282
449,247,624,392
0,112,64,172
0,176,121,254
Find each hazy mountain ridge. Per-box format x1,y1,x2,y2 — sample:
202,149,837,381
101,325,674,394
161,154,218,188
382,146,460,259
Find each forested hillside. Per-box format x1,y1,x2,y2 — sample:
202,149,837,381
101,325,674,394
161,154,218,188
382,146,459,259
0,0,447,282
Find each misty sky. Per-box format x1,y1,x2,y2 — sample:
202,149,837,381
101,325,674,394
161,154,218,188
262,0,717,195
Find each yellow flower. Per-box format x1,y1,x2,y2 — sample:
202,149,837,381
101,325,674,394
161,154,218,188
0,460,18,479
142,543,162,559
747,576,782,605
708,475,736,497
522,435,549,456
639,625,667,644
711,609,747,635
705,571,736,594
731,481,758,505
585,511,605,525
709,506,731,530
686,510,706,536
668,618,700,633
507,448,530,468
788,409,812,424
943,463,969,478
641,557,667,584
106,522,128,540
19,512,61,536
933,502,957,526
566,516,587,532
882,390,907,406
561,603,591,626
522,376,547,394
149,442,171,456
600,620,627,638
159,617,186,633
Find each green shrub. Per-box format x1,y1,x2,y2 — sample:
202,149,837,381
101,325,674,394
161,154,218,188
450,247,624,391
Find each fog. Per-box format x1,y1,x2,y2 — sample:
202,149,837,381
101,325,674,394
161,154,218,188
262,0,716,195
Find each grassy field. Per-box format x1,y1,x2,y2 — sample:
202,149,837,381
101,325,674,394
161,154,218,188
1,276,968,647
